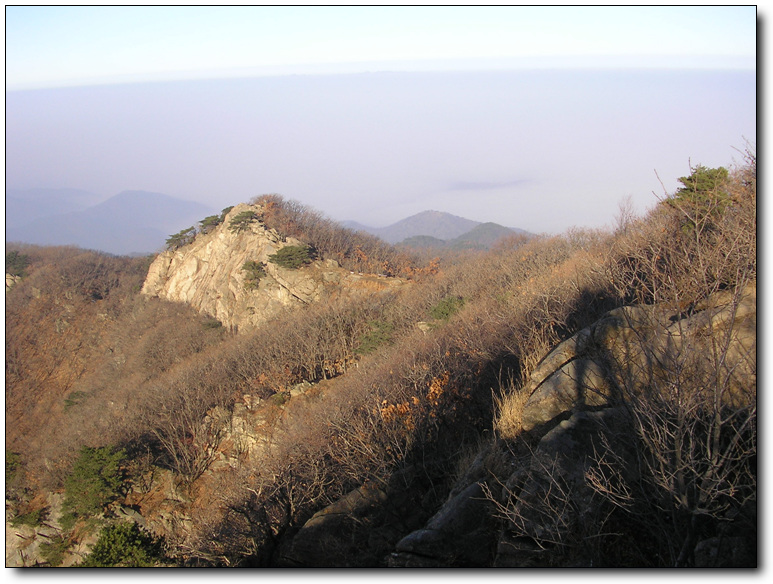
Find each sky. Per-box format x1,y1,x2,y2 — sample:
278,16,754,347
5,6,756,90
4,5,758,233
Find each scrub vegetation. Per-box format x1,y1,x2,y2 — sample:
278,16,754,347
5,149,755,567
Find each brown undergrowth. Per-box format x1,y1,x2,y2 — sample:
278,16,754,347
5,151,755,566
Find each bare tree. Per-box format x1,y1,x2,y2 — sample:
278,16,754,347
586,159,757,566
144,375,230,490
614,194,637,236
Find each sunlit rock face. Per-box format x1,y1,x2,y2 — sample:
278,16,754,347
519,284,757,433
6,273,21,291
142,203,405,332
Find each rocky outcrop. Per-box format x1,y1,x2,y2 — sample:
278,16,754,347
381,284,756,567
492,407,634,567
389,481,497,567
520,284,756,432
279,464,452,567
6,273,21,291
4,493,100,567
141,203,405,331
279,481,389,567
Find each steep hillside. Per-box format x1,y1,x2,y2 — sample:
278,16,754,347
397,235,448,249
449,222,520,250
142,202,407,332
5,154,756,568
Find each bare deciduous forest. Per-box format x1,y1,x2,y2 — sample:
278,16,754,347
5,150,756,567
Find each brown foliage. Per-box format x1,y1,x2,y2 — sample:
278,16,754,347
5,246,228,489
6,154,755,566
486,153,756,566
584,155,757,566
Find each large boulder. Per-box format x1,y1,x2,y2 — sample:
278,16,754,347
520,285,756,432
6,273,20,291
389,481,497,567
390,283,756,568
493,408,633,567
279,481,389,567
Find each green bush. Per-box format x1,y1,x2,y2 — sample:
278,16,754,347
64,390,89,411
220,206,234,221
669,165,731,233
6,250,30,277
40,536,70,567
674,165,729,203
229,211,259,233
267,245,313,269
63,446,126,522
199,214,223,234
6,450,21,484
356,320,395,355
198,206,235,234
79,522,164,567
10,506,47,528
430,296,466,321
165,227,196,251
242,260,267,289
272,392,290,406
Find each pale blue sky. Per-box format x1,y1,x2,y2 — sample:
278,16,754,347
6,6,756,90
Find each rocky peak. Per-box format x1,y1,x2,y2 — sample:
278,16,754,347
141,203,405,332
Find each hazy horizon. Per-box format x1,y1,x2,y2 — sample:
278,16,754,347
6,68,755,233
5,6,756,235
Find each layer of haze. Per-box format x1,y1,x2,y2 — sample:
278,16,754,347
6,69,755,233
5,6,756,233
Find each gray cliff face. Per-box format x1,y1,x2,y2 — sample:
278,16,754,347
141,203,404,332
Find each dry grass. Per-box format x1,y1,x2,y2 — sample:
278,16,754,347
494,378,532,441
6,152,755,566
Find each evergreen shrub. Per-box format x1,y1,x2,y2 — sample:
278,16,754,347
267,245,313,269
79,522,164,567
62,446,126,522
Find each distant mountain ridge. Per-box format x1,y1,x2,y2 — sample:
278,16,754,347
6,193,530,256
6,188,105,226
345,210,531,250
344,210,480,244
6,189,215,256
448,222,522,250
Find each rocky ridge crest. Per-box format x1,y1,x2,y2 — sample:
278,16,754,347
141,203,405,332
